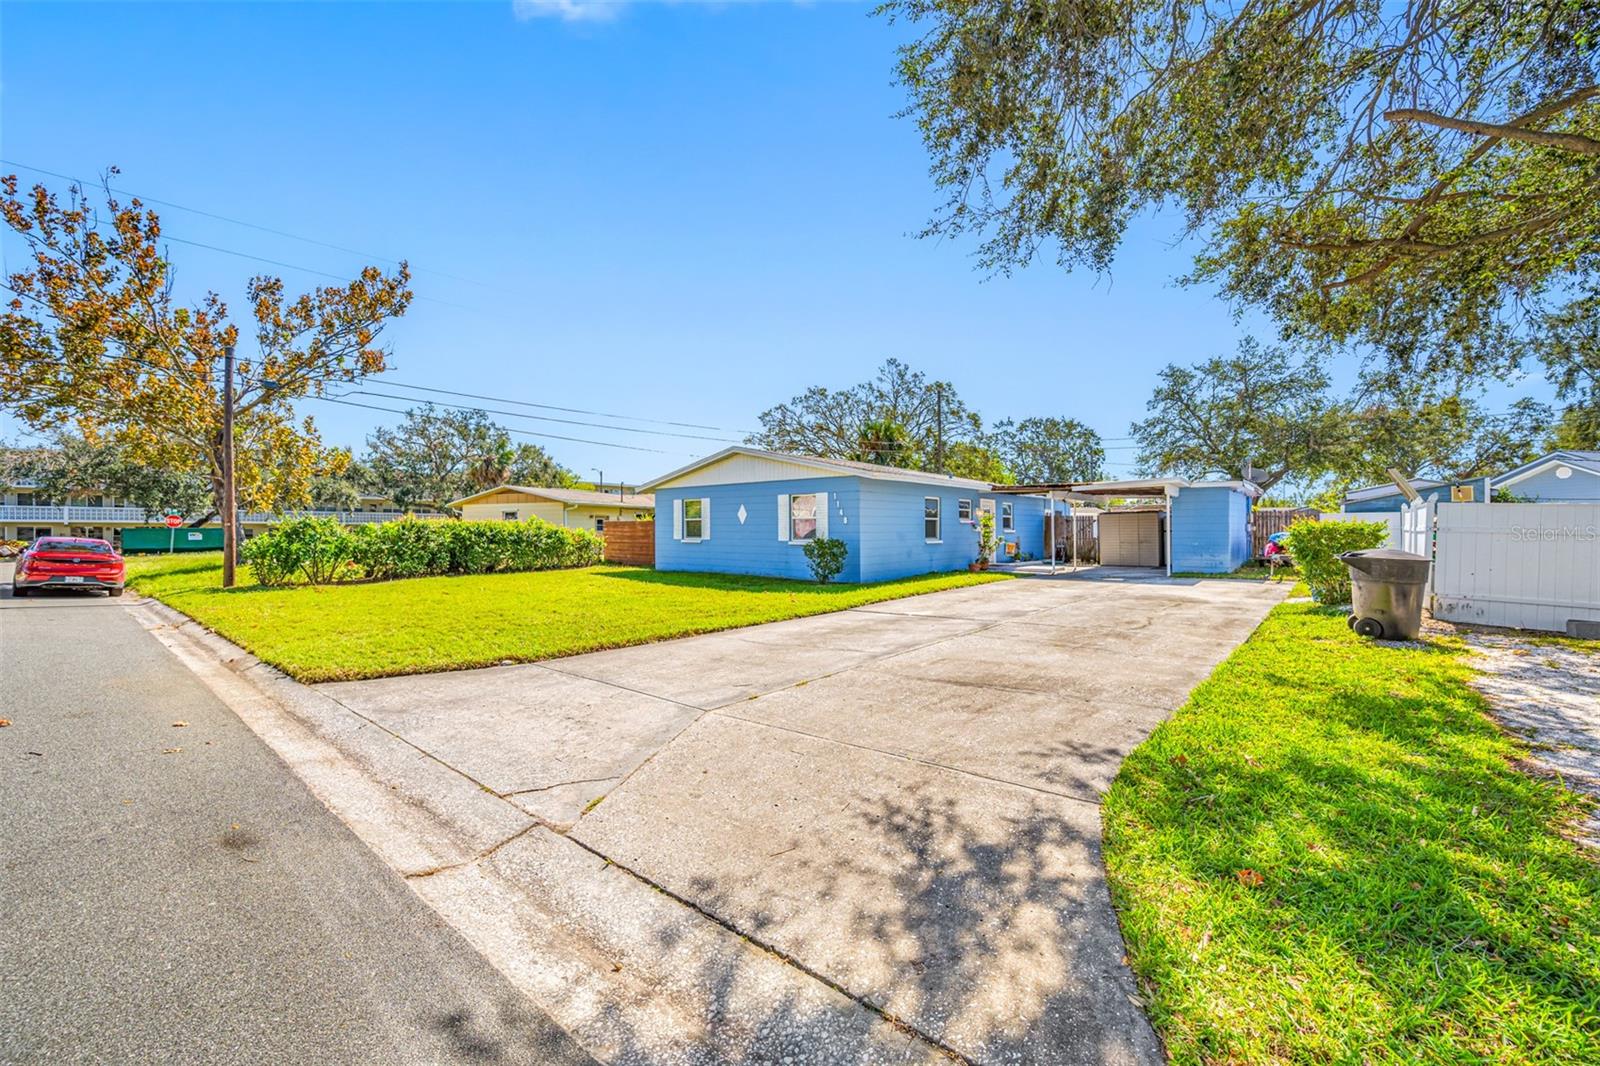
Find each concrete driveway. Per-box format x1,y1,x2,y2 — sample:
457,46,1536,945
317,570,1286,1064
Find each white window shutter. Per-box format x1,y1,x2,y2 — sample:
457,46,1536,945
776,494,789,541
815,494,829,539
700,498,711,540
672,498,683,540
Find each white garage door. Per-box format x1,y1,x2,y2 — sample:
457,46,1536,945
1099,511,1163,567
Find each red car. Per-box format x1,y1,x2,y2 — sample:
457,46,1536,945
11,537,126,597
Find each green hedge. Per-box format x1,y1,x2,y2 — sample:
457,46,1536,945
1282,516,1390,604
242,516,604,586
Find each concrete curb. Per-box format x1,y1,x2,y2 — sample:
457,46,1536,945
125,595,945,1065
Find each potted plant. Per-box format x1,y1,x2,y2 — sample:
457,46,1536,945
973,511,996,571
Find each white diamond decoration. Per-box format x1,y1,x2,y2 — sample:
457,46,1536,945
736,504,748,525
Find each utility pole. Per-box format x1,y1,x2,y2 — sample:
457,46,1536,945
221,344,238,589
933,384,945,471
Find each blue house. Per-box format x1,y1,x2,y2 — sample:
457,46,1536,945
640,447,1047,583
1493,450,1600,502
1342,477,1465,512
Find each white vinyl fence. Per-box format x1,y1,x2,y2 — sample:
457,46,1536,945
1422,502,1600,632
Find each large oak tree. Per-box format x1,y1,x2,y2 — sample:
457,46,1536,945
881,0,1600,379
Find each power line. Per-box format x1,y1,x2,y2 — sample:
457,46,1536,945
1,158,499,292
369,377,762,436
346,389,743,444
314,396,689,456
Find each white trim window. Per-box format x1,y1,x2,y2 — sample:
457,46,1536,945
683,498,705,541
958,499,973,523
501,509,520,522
789,493,818,541
1001,501,1015,533
924,496,941,542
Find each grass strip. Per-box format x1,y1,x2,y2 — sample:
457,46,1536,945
126,553,1009,682
1103,602,1600,1064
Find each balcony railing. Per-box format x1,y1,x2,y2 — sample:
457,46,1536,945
0,504,445,526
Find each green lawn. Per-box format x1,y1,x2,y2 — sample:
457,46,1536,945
125,553,1009,682
1103,603,1600,1064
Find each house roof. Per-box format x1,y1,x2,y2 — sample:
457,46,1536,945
992,477,1263,499
1492,450,1600,489
1342,477,1449,504
447,485,655,509
638,446,999,492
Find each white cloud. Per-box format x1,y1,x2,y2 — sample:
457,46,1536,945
511,0,625,22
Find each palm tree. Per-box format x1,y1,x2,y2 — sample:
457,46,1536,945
854,418,915,467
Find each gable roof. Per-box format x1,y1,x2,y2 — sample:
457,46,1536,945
639,446,998,492
447,485,655,509
1493,450,1600,488
1342,477,1449,504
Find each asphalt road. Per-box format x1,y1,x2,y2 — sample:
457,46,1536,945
0,568,595,1066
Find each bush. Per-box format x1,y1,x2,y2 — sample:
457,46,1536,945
802,536,848,583
244,515,604,586
1283,517,1390,604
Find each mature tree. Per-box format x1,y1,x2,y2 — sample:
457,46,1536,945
363,404,573,512
1339,390,1551,483
1533,290,1600,447
943,440,1014,484
1,432,211,520
992,416,1104,483
750,359,980,469
1132,339,1343,491
882,1,1600,377
854,417,918,467
0,171,411,579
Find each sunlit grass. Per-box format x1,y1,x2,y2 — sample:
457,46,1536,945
126,553,1009,682
1104,603,1600,1064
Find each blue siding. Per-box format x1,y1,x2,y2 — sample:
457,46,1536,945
1346,484,1456,512
1170,486,1251,573
654,477,862,583
1508,467,1600,502
854,480,982,581
993,494,1048,562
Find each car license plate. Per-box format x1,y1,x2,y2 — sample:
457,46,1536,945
62,576,86,583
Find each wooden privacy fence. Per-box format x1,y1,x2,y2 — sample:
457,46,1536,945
602,520,655,567
1251,507,1316,556
1047,513,1099,563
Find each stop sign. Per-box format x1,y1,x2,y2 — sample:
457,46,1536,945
164,514,183,528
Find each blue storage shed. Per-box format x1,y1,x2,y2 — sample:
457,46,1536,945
1031,477,1260,574
641,447,1047,583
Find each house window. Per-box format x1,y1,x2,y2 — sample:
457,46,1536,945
924,497,941,541
502,510,519,521
789,493,818,541
1001,502,1014,532
594,518,606,533
958,499,973,523
683,498,704,540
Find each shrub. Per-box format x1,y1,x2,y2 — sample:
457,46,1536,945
976,511,996,563
802,536,848,583
243,516,358,586
244,515,604,586
1283,517,1390,604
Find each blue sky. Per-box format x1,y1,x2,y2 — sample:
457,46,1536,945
0,1,1553,483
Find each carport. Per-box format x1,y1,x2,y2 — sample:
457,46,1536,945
993,477,1260,576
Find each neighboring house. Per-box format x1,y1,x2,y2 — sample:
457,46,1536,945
640,447,1046,583
1492,450,1600,502
0,483,439,548
448,485,655,532
1341,478,1463,512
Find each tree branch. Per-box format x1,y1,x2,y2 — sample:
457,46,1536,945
1385,98,1600,157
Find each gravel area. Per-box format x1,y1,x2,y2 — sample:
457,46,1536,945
1460,629,1600,851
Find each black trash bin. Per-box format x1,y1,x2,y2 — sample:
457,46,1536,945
1340,548,1431,641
